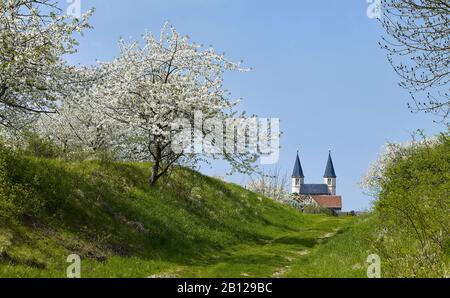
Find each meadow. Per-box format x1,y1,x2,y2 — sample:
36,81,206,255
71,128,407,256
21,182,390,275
0,148,370,278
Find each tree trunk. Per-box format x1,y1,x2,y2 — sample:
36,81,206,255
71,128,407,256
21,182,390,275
149,162,159,186
149,144,161,186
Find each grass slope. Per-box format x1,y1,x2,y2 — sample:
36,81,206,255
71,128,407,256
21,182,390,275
0,153,365,278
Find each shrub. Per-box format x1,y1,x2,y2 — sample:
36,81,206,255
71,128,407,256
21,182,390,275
0,145,39,218
363,130,450,277
302,205,334,216
281,196,304,211
20,132,62,159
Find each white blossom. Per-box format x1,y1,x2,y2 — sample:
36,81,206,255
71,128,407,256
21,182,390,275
39,23,260,185
0,0,93,129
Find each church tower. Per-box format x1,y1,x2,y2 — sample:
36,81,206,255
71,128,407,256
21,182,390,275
291,151,305,194
323,150,337,195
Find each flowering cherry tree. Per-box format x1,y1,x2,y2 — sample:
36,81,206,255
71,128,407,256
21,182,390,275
36,78,121,154
0,0,93,129
91,24,260,185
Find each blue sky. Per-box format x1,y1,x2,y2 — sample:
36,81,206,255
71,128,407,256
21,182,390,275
65,0,444,211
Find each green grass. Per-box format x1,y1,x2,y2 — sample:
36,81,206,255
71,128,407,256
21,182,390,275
0,153,371,278
284,216,375,278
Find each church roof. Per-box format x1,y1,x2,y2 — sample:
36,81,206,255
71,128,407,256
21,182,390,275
300,184,330,195
324,152,337,178
292,153,304,178
312,196,342,209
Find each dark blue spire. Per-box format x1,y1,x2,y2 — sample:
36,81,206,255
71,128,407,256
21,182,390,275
324,151,337,178
292,152,304,178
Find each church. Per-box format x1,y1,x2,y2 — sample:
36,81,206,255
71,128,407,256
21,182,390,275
291,150,342,213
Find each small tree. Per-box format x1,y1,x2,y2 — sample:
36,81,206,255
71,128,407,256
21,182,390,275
247,167,288,201
380,0,449,121
0,0,93,129
247,168,317,211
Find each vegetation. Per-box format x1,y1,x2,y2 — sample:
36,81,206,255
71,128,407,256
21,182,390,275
381,0,450,120
0,0,93,128
0,0,448,279
1,131,448,278
0,1,363,278
285,216,376,278
1,0,267,187
247,168,313,212
302,205,335,216
362,131,450,277
0,145,360,278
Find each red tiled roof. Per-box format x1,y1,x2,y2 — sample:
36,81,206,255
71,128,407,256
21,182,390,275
312,195,342,209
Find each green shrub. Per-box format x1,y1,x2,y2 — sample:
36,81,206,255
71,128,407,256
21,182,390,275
303,205,334,216
372,132,450,277
0,145,39,218
16,132,119,162
20,132,62,159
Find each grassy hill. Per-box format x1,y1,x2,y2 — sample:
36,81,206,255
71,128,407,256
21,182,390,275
0,148,368,278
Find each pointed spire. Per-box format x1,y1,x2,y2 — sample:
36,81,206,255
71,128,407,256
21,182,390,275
324,150,337,178
292,151,304,178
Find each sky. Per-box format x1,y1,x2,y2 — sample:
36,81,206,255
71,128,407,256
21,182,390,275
63,0,444,211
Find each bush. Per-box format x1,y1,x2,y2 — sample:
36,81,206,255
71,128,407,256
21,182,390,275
365,131,450,277
281,195,305,211
11,132,120,163
302,205,334,216
20,132,62,159
0,145,39,218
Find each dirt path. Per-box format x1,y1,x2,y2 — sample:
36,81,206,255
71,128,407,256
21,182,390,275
146,217,354,278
